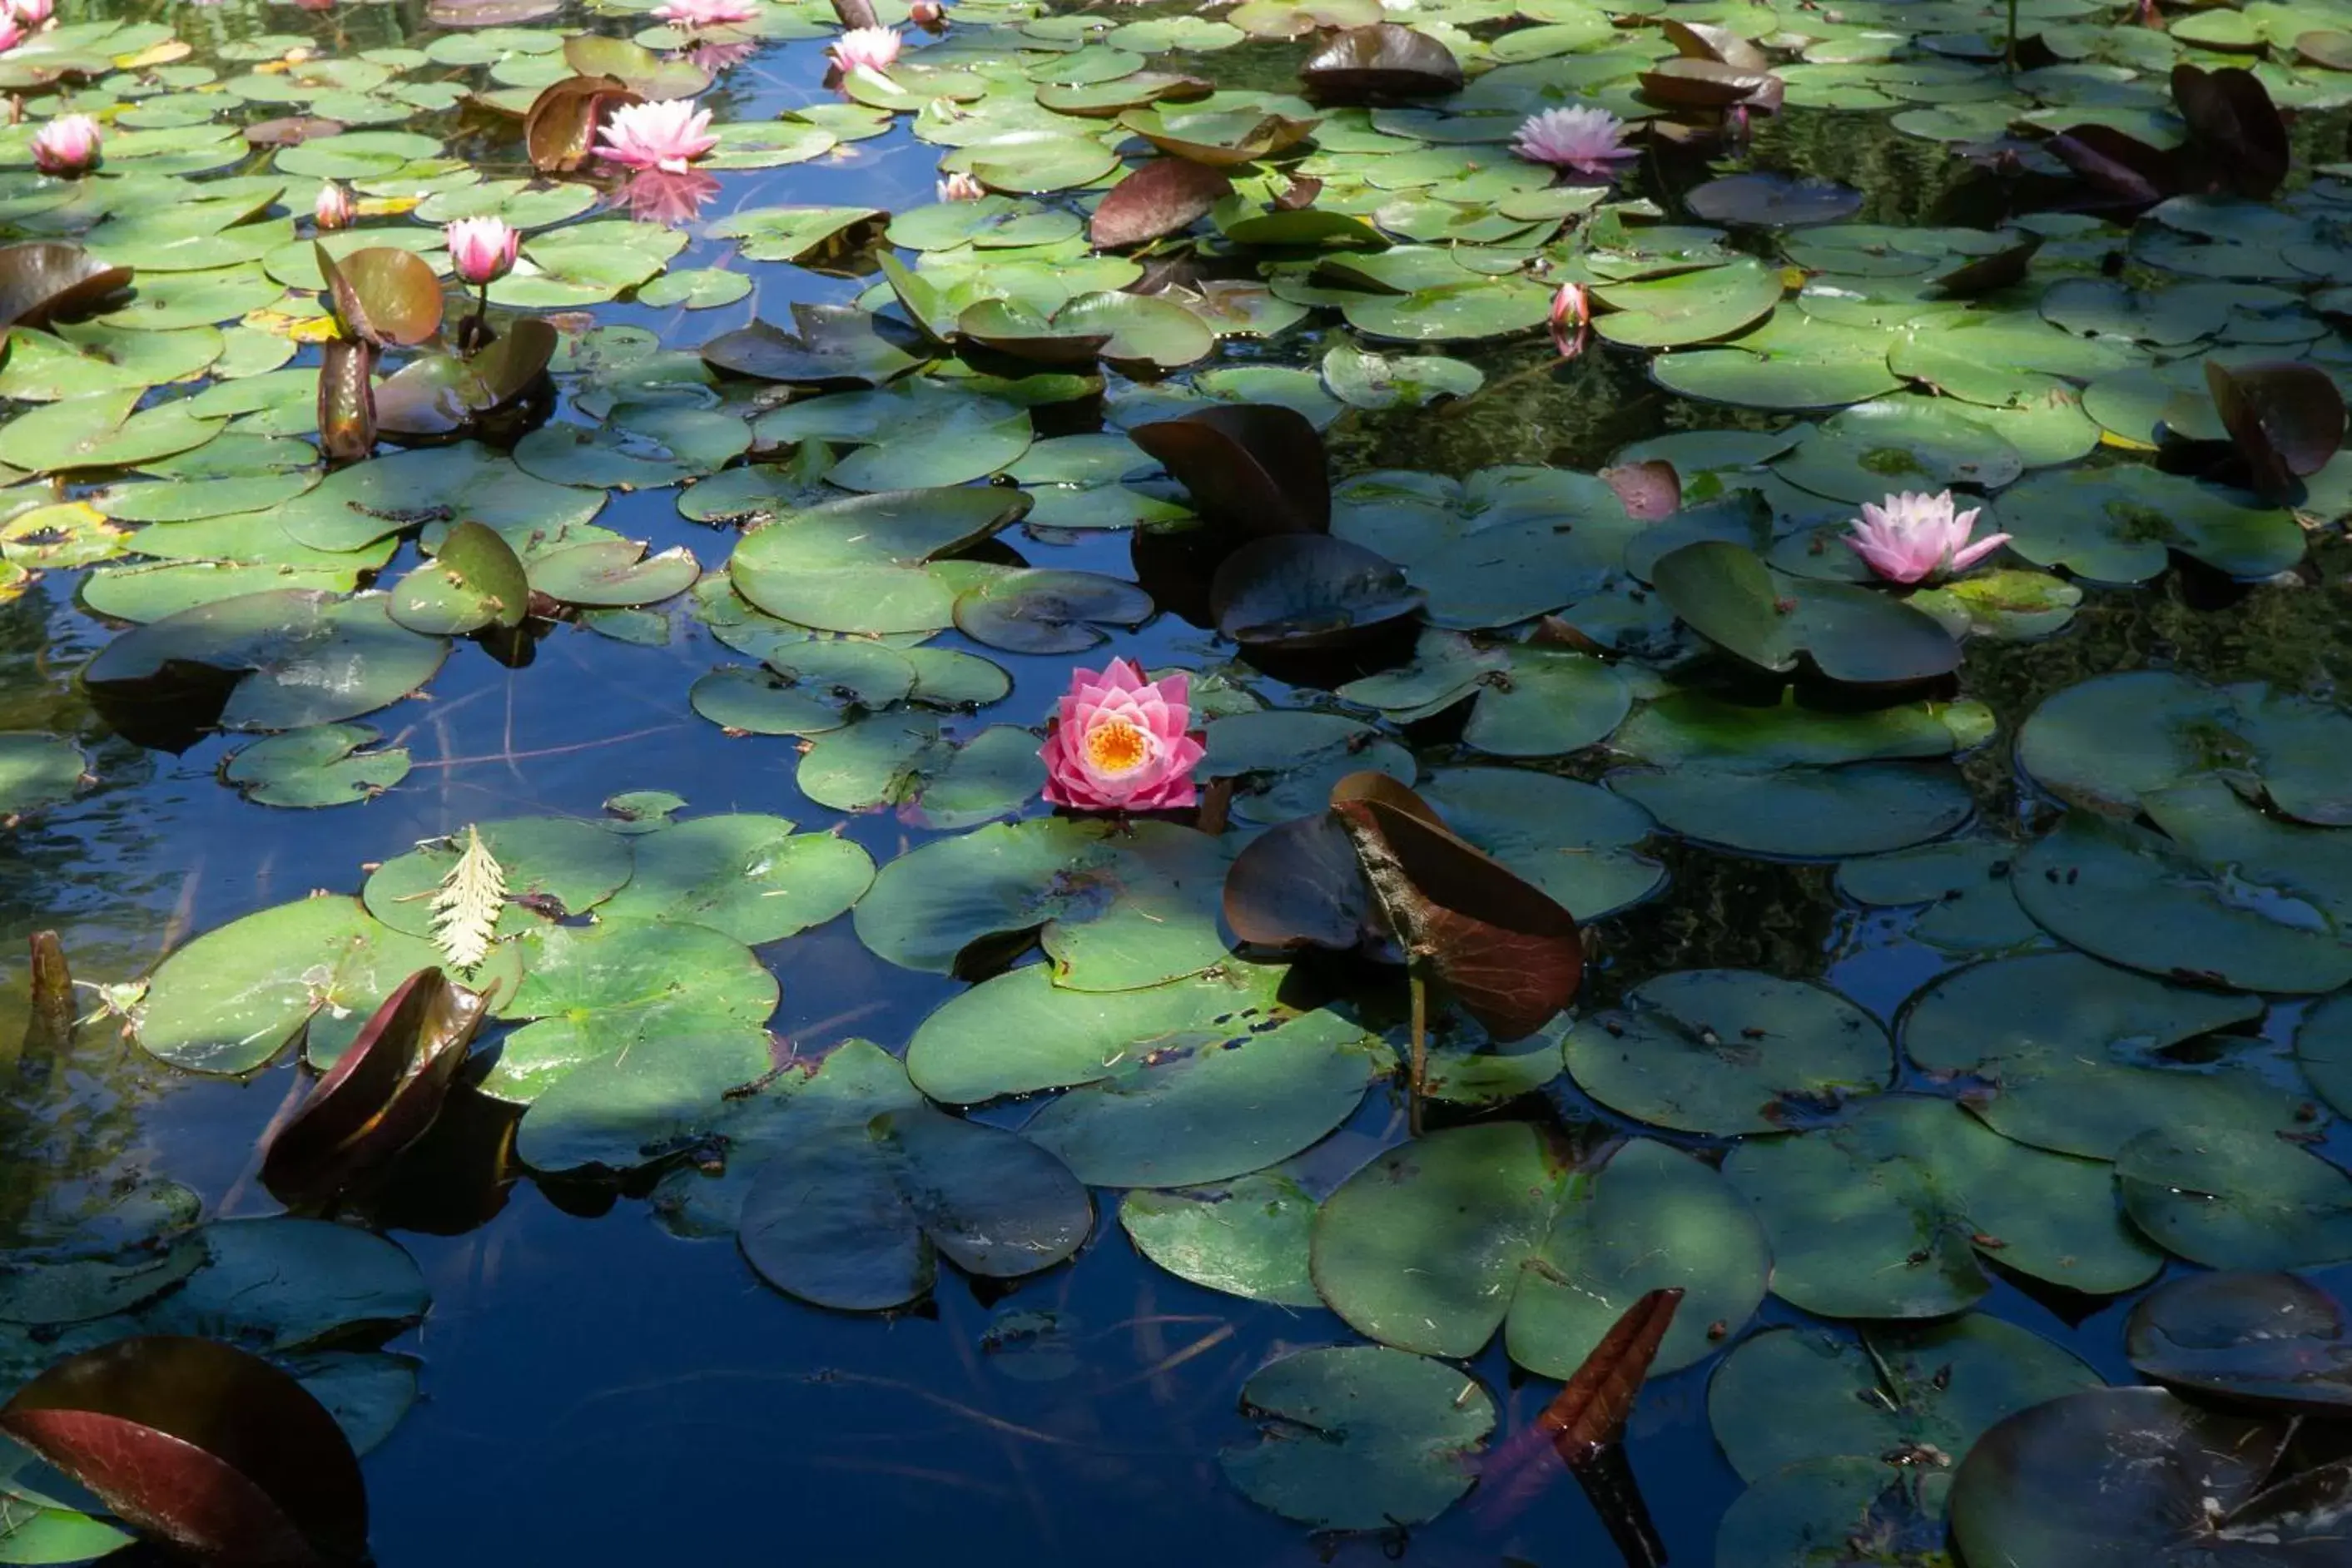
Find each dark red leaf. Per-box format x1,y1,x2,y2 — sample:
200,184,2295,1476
2048,124,2176,208
315,338,376,466
1330,773,1584,1041
0,241,131,330
317,245,443,349
1298,24,1464,102
243,116,345,148
1131,404,1332,534
1660,17,1770,69
1600,459,1680,520
1931,234,2042,296
1639,57,1779,108
1475,1287,1683,1536
1222,810,1381,950
524,75,640,173
0,1336,368,1566
1089,157,1234,250
2174,63,2288,200
2206,359,2346,501
262,967,489,1207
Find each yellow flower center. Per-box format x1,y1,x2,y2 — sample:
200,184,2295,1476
1084,717,1151,777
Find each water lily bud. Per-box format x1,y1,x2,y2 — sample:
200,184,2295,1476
444,216,522,288
911,1,946,31
7,0,51,28
30,113,100,178
936,171,985,202
314,181,355,231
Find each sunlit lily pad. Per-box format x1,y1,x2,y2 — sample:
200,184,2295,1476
1119,1174,1320,1307
596,813,873,946
222,723,409,809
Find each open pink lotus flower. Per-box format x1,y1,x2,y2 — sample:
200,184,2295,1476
1512,105,1638,176
828,25,901,77
594,97,719,173
445,216,521,286
30,114,99,177
1843,490,2012,585
653,0,758,26
1040,659,1206,814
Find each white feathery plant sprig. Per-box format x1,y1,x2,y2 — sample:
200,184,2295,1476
429,825,505,975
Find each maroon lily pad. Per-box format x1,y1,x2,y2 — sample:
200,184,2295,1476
316,244,444,349
1931,234,2042,296
524,75,641,172
244,116,345,148
1129,404,1331,534
2124,1270,2352,1416
2047,124,2177,208
1298,24,1464,102
1600,459,1681,520
0,1336,368,1566
261,967,489,1207
1661,17,1771,70
315,338,376,466
1089,157,1234,250
1639,58,1779,109
375,319,558,439
2205,359,2345,502
0,241,131,330
2174,62,2288,200
1329,772,1585,1041
1223,809,1383,951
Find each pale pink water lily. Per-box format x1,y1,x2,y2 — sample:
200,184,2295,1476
936,171,985,202
594,97,719,173
615,168,718,226
1843,490,2012,585
827,25,901,77
1511,105,1637,176
7,0,49,27
314,181,355,231
683,39,759,73
653,0,759,27
1549,280,1590,359
444,216,521,286
1040,659,1205,814
30,114,99,177
0,17,24,54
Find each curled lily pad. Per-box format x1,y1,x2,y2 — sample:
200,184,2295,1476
2205,359,2346,502
952,569,1154,654
1129,404,1328,533
0,241,131,329
1299,25,1461,102
1220,1347,1492,1532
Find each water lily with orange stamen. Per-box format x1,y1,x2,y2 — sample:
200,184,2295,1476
1040,658,1206,813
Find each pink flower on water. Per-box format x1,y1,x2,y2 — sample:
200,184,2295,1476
828,26,901,77
1843,490,2012,586
594,97,719,174
30,113,99,177
1040,659,1205,814
7,0,49,27
445,216,521,286
654,0,759,27
314,181,355,231
1549,280,1590,359
1512,105,1637,176
615,168,718,226
684,39,759,72
0,17,26,55
936,171,985,202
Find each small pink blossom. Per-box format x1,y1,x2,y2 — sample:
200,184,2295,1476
7,0,49,27
936,171,985,202
314,181,355,231
653,0,759,27
615,168,718,226
594,97,719,173
1040,659,1205,814
683,39,759,72
0,17,25,54
444,216,521,286
30,113,99,177
1511,105,1637,177
1843,490,2012,586
827,25,901,77
1549,280,1590,359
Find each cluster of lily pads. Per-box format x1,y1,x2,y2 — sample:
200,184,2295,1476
0,0,2348,1559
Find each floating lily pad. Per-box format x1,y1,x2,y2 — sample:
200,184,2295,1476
727,486,1027,635
596,813,873,946
1566,970,1893,1135
1996,465,2305,583
221,724,409,809
0,733,83,816
2123,1269,2352,1416
2115,1124,2352,1269
1607,763,1976,861
1119,1174,1320,1307
1220,1347,1492,1532
363,816,633,945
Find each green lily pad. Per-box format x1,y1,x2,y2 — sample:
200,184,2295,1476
275,443,604,554
1119,1174,1320,1307
1219,1347,1493,1532
595,813,873,946
2115,1124,2352,1269
221,723,409,808
855,818,1230,990
1723,1095,2165,1317
1414,767,1665,922
1202,710,1413,825
0,387,223,473
1607,763,1976,860
364,815,633,945
907,961,1388,1188
0,733,83,816
727,485,1027,635
2017,671,2352,823
1715,1459,1953,1568
514,406,749,489
386,520,529,636
1996,465,2305,583
1595,257,1786,349
753,381,1033,492
1566,970,1893,1135
1835,839,2043,951
794,716,1043,832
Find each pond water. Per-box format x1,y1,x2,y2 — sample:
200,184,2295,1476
2,0,2352,1564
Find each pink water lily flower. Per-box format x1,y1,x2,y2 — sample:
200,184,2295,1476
1512,105,1637,176
827,25,901,77
936,171,985,202
0,17,20,52
314,181,355,231
653,0,759,27
8,0,50,27
594,97,719,173
1040,659,1206,814
30,113,99,177
1549,280,1590,359
1843,490,2012,585
445,216,521,286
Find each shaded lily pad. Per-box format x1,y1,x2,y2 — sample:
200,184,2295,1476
1220,1347,1492,1532
0,733,83,816
1996,465,2305,583
2124,1269,2352,1416
2115,1124,2352,1269
1119,1174,1320,1307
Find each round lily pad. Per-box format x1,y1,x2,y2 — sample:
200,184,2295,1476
2114,1124,2352,1269
221,723,409,808
364,816,632,947
596,813,873,945
1119,1174,1321,1307
1566,970,1893,1135
2123,1269,2352,1416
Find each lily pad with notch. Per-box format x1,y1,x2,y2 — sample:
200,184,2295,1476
952,568,1154,654
222,723,409,809
595,812,874,946
1220,1347,1492,1531
727,485,1028,636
